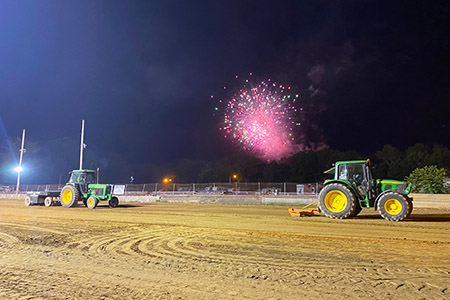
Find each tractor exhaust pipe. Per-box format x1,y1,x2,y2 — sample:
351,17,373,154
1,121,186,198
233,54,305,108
96,168,99,184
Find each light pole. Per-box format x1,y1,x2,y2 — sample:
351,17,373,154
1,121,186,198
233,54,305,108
15,129,26,194
79,119,86,170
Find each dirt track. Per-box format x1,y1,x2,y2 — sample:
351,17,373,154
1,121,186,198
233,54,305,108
0,199,449,299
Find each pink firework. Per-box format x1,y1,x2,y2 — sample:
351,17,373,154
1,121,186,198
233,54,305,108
219,79,300,161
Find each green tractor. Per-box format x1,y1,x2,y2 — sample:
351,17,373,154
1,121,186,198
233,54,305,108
318,159,413,221
60,169,119,209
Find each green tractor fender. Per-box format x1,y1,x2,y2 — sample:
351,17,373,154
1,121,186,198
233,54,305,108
373,181,413,210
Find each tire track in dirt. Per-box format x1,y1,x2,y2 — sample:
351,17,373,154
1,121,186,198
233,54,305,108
56,223,450,298
0,232,20,253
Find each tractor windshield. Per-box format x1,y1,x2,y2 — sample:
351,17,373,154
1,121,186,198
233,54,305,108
70,172,96,184
338,163,367,195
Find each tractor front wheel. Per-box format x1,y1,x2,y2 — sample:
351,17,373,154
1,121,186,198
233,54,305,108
318,183,358,219
87,196,98,209
377,193,410,221
60,185,80,208
108,197,119,208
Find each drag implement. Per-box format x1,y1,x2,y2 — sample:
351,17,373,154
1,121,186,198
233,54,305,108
288,200,319,217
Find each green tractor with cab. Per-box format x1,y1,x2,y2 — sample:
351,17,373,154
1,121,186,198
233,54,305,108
60,169,119,209
318,159,413,221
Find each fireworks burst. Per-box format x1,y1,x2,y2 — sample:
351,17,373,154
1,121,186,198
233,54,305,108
215,77,301,161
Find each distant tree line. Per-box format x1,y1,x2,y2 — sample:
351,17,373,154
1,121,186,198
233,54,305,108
114,143,450,184
1,137,449,186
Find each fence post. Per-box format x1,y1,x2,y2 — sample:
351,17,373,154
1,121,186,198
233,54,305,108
258,182,261,195
155,183,158,193
142,184,146,193
193,183,195,195
284,182,287,195
173,184,175,195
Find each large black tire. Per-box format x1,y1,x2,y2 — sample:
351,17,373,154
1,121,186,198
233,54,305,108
25,196,32,206
60,185,80,208
108,196,119,208
318,183,358,219
87,196,98,209
44,197,53,207
377,192,410,221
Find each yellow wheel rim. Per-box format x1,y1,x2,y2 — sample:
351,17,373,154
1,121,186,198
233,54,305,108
324,190,347,212
88,199,94,207
384,199,402,215
62,189,72,204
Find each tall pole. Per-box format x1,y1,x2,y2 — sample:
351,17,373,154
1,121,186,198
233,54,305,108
79,120,85,170
16,129,26,194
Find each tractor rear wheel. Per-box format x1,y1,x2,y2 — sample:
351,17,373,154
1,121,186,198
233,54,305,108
108,197,119,208
318,183,358,219
60,185,80,208
377,192,410,221
25,196,32,206
87,196,98,209
44,197,53,207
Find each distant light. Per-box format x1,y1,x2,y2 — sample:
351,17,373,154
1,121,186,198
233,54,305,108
14,166,23,173
232,174,238,179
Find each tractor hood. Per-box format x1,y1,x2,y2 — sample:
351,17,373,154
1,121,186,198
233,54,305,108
376,179,412,195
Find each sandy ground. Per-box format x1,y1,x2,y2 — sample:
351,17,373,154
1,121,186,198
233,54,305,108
0,199,449,300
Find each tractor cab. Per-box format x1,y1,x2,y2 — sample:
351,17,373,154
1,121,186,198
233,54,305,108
68,170,97,194
336,160,377,201
325,160,374,201
69,170,97,184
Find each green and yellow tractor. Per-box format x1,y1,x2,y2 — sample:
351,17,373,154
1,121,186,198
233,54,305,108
318,159,413,221
60,170,119,209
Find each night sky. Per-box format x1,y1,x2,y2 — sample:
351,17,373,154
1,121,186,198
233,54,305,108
1,1,449,182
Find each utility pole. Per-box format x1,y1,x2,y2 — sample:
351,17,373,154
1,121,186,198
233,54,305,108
79,120,85,170
15,129,26,194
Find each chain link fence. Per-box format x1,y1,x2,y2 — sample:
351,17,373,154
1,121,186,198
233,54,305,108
0,182,321,195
